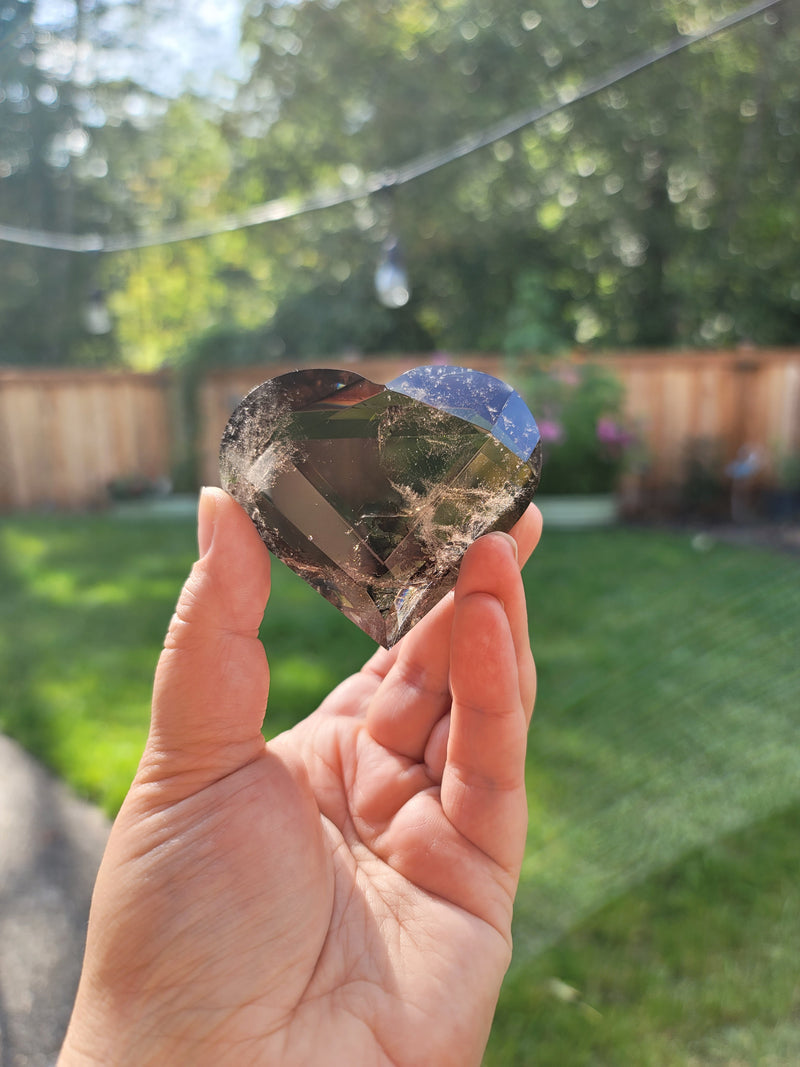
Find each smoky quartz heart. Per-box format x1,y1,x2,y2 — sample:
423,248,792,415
219,366,541,647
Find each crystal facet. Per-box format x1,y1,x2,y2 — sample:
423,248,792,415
220,366,541,647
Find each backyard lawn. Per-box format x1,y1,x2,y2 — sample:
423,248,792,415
1,510,798,1065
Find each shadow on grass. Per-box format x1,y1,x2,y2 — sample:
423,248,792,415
1,515,798,1061
0,513,373,812
516,527,800,959
0,516,199,811
487,799,800,1066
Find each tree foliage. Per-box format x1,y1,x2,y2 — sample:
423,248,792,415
1,0,799,366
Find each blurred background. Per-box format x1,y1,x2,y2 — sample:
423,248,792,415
1,0,799,1064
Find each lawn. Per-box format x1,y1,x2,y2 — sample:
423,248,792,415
1,511,798,1064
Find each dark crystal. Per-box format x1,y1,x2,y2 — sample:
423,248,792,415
220,366,541,647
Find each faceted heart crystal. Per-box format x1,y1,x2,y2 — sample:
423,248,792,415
219,366,541,647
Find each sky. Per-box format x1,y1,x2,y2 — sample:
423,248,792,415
34,0,251,98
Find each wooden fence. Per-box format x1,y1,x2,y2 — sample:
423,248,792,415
198,350,800,491
606,349,800,488
1,350,799,511
0,369,172,511
197,355,508,488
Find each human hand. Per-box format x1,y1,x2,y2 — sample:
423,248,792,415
60,487,542,1067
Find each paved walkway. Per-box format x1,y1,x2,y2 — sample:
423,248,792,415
0,736,110,1067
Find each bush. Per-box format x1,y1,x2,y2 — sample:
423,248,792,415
519,359,632,495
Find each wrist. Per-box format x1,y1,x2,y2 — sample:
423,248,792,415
59,991,166,1067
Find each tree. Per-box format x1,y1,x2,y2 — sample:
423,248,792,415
0,0,155,364
0,0,250,366
2,0,799,366
220,0,800,357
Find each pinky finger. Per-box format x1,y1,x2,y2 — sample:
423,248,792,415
441,587,529,874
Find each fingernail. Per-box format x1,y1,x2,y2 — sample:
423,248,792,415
197,487,218,558
497,531,519,561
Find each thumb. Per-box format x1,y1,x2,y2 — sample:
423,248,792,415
144,487,271,785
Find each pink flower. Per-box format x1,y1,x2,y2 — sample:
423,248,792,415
596,417,619,443
554,365,581,387
596,418,634,449
539,419,564,443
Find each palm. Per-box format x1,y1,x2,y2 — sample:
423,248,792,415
268,714,513,1066
61,493,541,1067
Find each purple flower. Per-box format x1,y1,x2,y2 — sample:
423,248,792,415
596,417,635,453
539,419,564,443
596,417,620,443
555,365,581,387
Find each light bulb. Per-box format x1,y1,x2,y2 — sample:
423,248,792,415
375,238,410,308
84,290,112,334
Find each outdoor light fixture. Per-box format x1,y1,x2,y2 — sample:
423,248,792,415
83,290,113,335
374,237,410,308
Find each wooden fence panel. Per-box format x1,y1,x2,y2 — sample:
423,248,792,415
197,356,505,488
604,350,800,487
199,350,800,494
2,350,798,512
0,369,172,511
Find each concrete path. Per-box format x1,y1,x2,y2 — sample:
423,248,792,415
0,737,110,1067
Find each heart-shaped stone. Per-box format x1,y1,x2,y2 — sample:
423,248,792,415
219,366,541,647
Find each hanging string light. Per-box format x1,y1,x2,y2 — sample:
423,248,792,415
0,0,785,255
374,237,410,309
83,289,113,334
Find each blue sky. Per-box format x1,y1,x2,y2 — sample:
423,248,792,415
34,0,250,97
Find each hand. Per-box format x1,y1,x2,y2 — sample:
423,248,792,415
60,487,542,1067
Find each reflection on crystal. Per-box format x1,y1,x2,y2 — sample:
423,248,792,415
220,367,541,647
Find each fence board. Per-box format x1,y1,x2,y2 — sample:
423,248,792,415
605,349,800,489
199,350,800,495
197,355,506,488
2,350,799,512
0,369,172,511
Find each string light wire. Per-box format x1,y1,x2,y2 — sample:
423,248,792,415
0,0,786,253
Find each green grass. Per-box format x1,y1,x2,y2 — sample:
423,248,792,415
487,801,800,1066
0,513,373,810
1,513,798,1063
